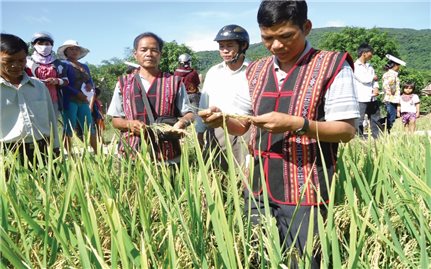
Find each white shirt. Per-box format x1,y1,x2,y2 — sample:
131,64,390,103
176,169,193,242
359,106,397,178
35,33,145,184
81,83,94,103
107,75,192,118
0,73,59,147
354,59,379,102
195,60,252,133
399,94,420,113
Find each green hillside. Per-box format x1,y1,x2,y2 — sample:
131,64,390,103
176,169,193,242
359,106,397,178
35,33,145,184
196,27,431,73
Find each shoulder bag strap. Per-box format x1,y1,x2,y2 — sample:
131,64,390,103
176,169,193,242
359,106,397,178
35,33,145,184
134,73,155,124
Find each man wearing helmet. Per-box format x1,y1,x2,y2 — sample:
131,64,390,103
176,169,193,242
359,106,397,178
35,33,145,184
174,53,201,111
26,32,69,119
196,24,252,172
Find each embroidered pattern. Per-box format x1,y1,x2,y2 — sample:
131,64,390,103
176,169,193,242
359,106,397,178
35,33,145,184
246,50,350,205
119,73,181,160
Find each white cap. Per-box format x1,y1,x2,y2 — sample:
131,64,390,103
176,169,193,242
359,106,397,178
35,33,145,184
386,54,406,66
124,61,140,68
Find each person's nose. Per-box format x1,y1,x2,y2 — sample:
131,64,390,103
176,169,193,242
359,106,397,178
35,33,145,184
271,39,284,50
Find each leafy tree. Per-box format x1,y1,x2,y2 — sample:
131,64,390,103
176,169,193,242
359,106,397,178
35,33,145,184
87,58,126,107
159,41,195,73
398,68,426,93
319,27,399,59
318,27,400,78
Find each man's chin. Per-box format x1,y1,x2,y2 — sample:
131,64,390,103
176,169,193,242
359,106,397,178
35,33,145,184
142,63,156,68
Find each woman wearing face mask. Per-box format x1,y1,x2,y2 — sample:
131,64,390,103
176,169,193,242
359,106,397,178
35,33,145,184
27,32,69,119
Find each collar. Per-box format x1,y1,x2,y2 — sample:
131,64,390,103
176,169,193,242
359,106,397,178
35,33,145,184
273,41,311,71
0,72,35,88
387,69,399,75
220,59,249,73
355,59,370,67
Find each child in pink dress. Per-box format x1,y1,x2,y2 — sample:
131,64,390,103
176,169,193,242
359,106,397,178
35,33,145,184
397,82,420,132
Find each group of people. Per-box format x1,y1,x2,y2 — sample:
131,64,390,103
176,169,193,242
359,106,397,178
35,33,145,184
103,6,358,264
0,0,421,267
1,32,103,161
1,32,103,157
354,44,420,137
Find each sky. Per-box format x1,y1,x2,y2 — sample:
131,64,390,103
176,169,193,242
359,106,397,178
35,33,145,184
1,0,430,65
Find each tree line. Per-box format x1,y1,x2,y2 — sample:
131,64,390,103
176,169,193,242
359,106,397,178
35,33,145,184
86,27,431,112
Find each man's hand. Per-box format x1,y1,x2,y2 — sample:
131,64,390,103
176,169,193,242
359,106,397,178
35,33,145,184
250,112,296,133
128,120,146,135
43,78,59,86
372,88,380,96
173,119,187,130
198,106,225,128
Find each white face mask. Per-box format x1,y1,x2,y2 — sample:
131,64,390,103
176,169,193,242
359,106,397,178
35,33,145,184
34,44,53,57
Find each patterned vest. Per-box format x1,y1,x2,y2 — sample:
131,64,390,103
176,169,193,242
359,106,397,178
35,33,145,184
246,49,353,205
119,72,182,161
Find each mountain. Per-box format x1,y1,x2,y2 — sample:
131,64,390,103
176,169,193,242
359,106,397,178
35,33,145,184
195,27,431,73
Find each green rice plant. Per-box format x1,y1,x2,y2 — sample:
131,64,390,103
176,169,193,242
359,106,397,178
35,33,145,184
328,130,431,268
1,118,430,268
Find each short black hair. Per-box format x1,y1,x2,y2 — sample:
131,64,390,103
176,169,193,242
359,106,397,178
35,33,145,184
133,32,164,52
1,33,29,55
357,43,373,58
384,61,400,71
257,0,308,29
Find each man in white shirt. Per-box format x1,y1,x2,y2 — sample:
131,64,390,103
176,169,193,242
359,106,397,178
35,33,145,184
354,43,381,138
196,24,252,172
1,33,59,163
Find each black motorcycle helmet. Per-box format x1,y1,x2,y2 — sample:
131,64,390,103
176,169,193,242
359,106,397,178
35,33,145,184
214,24,249,53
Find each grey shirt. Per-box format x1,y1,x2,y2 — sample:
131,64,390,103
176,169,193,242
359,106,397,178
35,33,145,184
0,73,59,147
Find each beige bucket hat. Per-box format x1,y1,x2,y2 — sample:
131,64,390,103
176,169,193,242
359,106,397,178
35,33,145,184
57,40,90,60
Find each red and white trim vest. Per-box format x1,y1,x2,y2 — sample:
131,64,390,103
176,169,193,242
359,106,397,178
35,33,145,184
119,72,182,161
246,49,353,205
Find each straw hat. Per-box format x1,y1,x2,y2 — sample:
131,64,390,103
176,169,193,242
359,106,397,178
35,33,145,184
57,40,90,60
385,54,406,66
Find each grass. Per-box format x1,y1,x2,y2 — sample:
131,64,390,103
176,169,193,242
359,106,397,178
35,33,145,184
1,115,430,268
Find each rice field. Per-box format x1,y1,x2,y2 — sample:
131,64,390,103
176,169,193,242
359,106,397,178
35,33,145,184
1,115,430,268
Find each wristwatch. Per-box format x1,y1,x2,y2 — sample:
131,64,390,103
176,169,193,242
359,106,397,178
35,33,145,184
294,117,309,136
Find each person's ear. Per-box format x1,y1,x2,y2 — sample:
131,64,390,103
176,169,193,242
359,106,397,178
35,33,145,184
303,20,312,36
133,50,138,60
